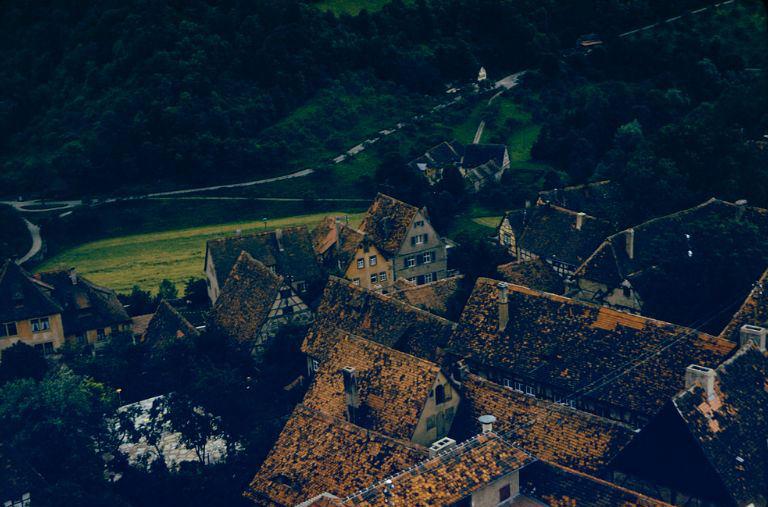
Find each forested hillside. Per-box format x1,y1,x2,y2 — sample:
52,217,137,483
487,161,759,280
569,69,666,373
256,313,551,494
0,0,718,199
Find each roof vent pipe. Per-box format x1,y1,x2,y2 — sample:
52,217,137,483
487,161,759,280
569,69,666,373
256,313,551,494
478,414,497,434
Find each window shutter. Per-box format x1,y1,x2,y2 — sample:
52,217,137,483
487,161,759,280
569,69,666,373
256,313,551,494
411,236,416,246
424,233,428,242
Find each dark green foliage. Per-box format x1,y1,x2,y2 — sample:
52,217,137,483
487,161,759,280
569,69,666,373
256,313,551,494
157,279,178,301
0,204,30,261
0,342,48,383
184,277,210,309
120,285,155,316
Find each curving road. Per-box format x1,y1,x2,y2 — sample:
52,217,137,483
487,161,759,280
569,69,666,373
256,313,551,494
16,219,41,265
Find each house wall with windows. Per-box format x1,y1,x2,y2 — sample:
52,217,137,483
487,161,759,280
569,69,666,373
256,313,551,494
0,313,65,357
411,372,461,446
67,324,128,347
471,471,520,507
394,211,447,285
344,243,393,292
573,278,643,313
258,283,313,345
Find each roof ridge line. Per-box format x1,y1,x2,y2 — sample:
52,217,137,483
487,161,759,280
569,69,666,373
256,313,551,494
331,329,442,372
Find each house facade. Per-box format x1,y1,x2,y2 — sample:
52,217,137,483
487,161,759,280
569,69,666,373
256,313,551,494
343,240,393,291
0,260,65,357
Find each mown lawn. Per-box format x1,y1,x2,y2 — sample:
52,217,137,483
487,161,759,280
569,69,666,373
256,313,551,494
37,212,364,295
315,0,413,15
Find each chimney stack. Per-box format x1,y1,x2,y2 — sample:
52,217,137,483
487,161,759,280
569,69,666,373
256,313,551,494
68,267,77,285
575,212,586,231
478,414,497,434
497,282,509,332
275,229,284,252
428,437,457,458
685,364,716,400
739,324,767,352
334,218,343,251
341,366,360,422
625,228,635,260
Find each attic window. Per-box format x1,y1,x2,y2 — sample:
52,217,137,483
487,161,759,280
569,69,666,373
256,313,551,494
357,258,365,269
415,220,425,227
12,291,24,308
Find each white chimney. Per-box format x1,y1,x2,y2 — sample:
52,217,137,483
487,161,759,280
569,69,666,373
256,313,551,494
575,212,586,231
739,324,766,352
478,414,497,434
68,267,77,285
685,364,716,400
275,228,284,252
428,437,457,458
497,282,509,332
625,228,635,260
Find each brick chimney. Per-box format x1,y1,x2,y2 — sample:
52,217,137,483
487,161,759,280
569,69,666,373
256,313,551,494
334,218,343,251
275,228,284,252
341,366,360,422
575,212,586,231
685,364,716,400
478,414,497,434
625,228,635,260
497,282,509,332
68,267,77,285
739,324,767,352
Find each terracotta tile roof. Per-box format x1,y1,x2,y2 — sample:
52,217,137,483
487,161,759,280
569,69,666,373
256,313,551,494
206,226,322,289
303,332,441,440
310,217,365,270
37,269,130,335
302,277,455,364
497,260,564,294
537,181,630,226
245,405,425,507
209,251,282,342
719,267,768,342
521,461,675,507
130,313,153,339
387,275,463,317
143,300,200,346
463,375,635,473
0,259,61,322
359,194,419,257
671,345,768,506
343,432,534,507
449,278,736,417
502,205,615,268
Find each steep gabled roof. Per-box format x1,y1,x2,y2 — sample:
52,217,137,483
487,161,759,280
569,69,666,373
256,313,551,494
387,275,463,317
244,405,424,507
342,432,534,507
449,278,736,417
0,260,61,322
303,332,442,440
310,217,365,270
521,461,675,507
462,144,507,169
143,300,200,347
206,226,322,288
36,269,129,335
359,194,419,257
719,267,768,342
502,205,615,267
209,251,283,342
497,259,564,295
302,277,455,364
537,181,629,225
463,375,635,473
671,346,768,507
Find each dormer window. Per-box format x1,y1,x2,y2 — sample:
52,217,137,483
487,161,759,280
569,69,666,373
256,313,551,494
414,220,424,227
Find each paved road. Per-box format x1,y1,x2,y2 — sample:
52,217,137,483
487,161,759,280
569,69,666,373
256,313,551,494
618,0,736,37
150,196,371,202
17,219,41,265
144,168,315,198
473,121,486,144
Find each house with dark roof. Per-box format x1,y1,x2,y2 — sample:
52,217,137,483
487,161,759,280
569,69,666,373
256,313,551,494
303,332,460,446
310,216,364,272
209,251,312,351
142,300,200,349
407,140,464,186
204,226,323,305
296,429,672,507
36,268,131,346
460,143,510,192
498,204,615,277
611,341,768,507
0,259,64,357
447,278,736,427
719,267,768,343
461,375,635,475
348,193,449,290
244,405,425,507
496,259,564,295
537,180,630,227
572,198,768,332
301,276,455,373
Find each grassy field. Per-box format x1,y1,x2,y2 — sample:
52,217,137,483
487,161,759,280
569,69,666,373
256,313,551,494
315,0,413,15
37,211,365,295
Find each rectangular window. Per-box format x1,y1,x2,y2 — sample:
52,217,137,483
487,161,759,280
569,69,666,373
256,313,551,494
513,381,524,392
369,255,377,266
379,272,387,282
30,317,50,333
414,220,424,227
424,273,434,283
311,358,320,372
503,233,511,245
503,378,513,388
499,484,511,502
370,273,378,284
296,281,307,293
525,385,536,397
407,277,416,283
0,321,18,337
357,258,364,269
353,278,360,286
96,328,107,341
411,233,428,245
34,342,54,356
405,256,416,268
422,252,433,264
